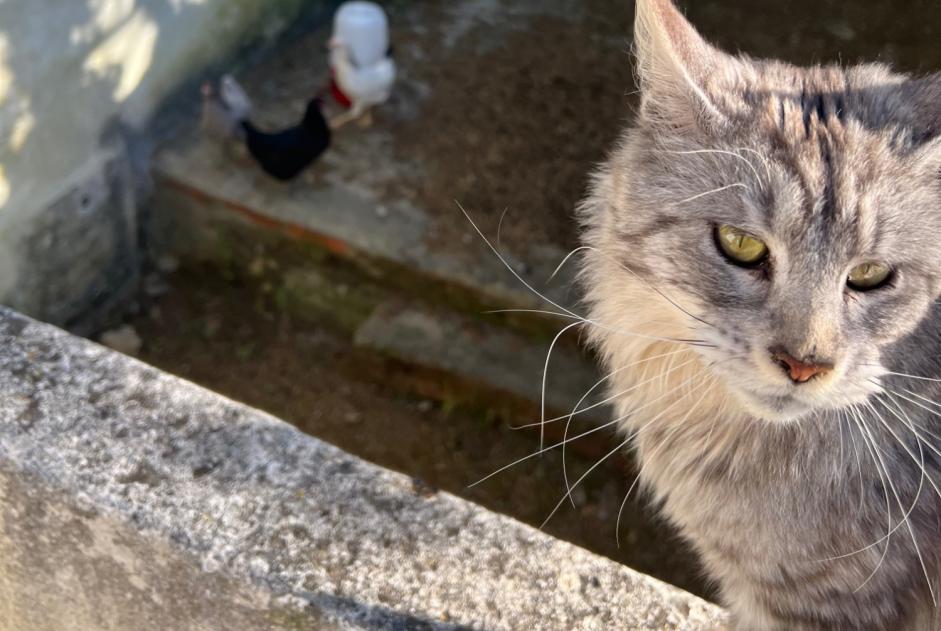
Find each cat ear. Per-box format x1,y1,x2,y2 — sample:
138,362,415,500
902,75,941,173
634,0,734,131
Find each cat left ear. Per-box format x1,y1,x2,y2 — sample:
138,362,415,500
904,75,941,174
634,0,737,132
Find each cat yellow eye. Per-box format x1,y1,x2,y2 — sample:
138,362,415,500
847,262,892,291
716,225,768,265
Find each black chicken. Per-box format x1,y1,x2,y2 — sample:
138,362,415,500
202,75,331,182
241,99,331,181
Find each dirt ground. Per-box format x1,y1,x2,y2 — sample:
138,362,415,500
132,268,710,598
386,1,635,250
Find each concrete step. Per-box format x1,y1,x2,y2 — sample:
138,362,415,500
154,145,578,322
354,300,611,458
356,300,597,413
149,179,605,433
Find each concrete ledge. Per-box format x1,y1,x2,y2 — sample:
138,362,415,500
0,307,726,630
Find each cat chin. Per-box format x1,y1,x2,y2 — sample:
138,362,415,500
725,386,817,423
728,383,878,424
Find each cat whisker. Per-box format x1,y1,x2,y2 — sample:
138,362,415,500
561,357,704,505
836,410,846,477
539,321,584,450
734,147,774,183
840,409,866,516
871,397,940,502
467,377,702,490
875,396,940,606
484,288,714,453
905,419,941,447
862,366,941,384
616,378,718,547
543,436,633,530
853,405,936,605
495,206,510,249
542,375,716,530
677,182,748,205
484,308,716,348
660,148,765,189
901,388,941,419
858,398,935,530
539,314,704,452
871,384,941,450
866,391,941,476
841,406,894,590
557,357,646,509
457,201,580,320
658,346,682,394
547,245,593,283
578,245,716,330
511,350,695,430
509,303,711,450
471,359,713,493
467,415,623,489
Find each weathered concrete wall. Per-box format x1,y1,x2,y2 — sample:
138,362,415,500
0,0,310,328
0,469,294,631
0,306,727,630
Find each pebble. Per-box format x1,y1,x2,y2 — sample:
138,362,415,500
826,22,856,41
248,257,266,277
99,325,143,357
571,486,588,505
156,255,180,274
248,556,271,577
203,318,221,338
144,274,169,298
558,569,584,594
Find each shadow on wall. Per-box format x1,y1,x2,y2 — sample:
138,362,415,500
0,0,310,330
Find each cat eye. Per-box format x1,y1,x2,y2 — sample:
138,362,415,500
716,225,768,266
847,262,892,291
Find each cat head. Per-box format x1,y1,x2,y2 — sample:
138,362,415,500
580,0,941,422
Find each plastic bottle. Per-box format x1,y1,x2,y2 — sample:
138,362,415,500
331,2,390,67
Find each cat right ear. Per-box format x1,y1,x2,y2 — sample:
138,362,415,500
633,0,736,132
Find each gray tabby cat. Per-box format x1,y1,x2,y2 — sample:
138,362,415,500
578,0,941,628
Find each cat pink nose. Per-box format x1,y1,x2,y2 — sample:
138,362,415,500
771,350,832,384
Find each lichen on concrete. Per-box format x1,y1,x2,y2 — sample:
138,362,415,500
0,307,726,629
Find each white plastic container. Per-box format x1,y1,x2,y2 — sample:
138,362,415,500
331,2,390,68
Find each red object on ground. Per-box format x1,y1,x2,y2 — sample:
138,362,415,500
330,69,352,109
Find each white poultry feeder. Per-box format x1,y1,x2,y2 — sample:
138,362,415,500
329,1,394,113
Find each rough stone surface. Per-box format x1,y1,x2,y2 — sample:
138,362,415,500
14,146,139,333
0,307,727,630
0,469,292,631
